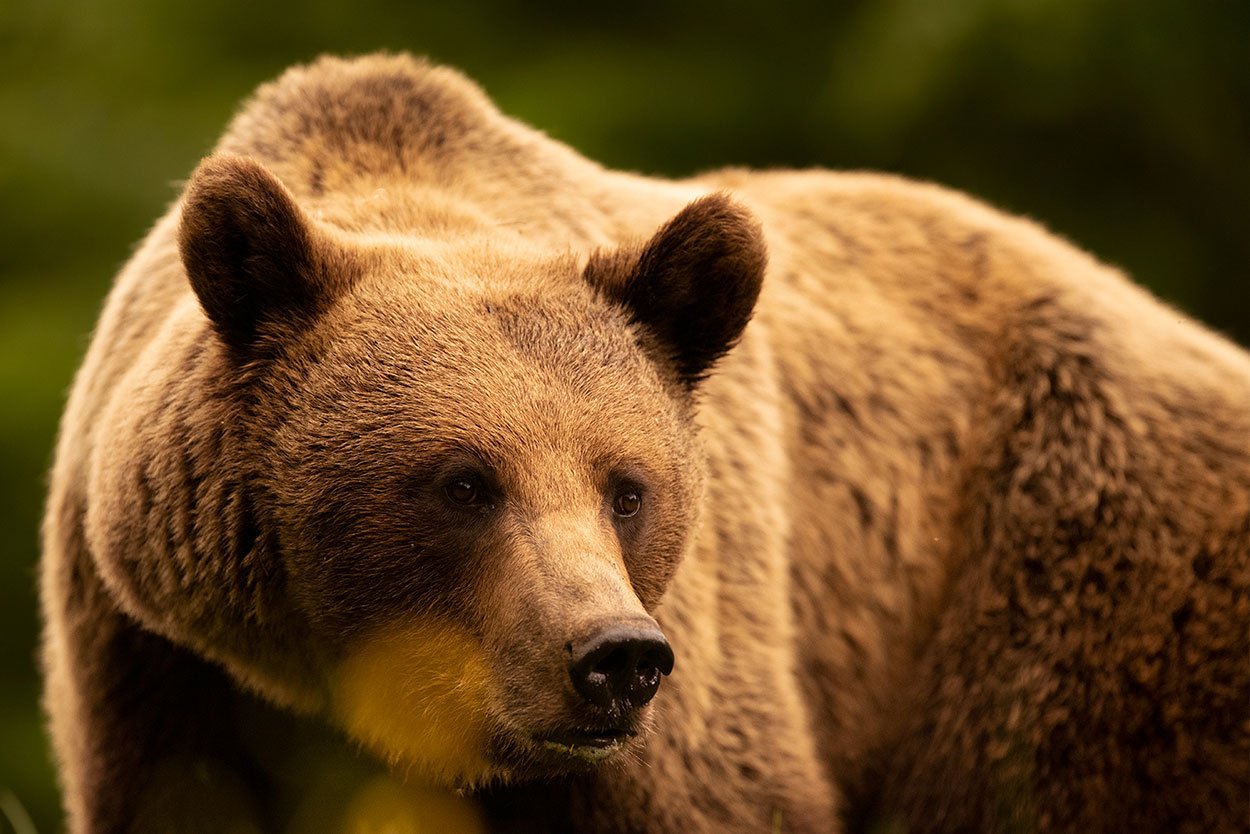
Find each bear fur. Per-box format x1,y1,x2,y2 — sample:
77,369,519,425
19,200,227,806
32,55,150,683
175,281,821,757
41,53,1249,834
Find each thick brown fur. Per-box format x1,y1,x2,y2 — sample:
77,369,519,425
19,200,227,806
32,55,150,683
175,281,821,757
42,54,1249,834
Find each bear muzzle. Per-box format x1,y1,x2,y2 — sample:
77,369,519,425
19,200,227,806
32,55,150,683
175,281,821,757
525,619,673,763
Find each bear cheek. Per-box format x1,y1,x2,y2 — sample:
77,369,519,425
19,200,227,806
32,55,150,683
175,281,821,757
623,485,700,610
328,617,502,787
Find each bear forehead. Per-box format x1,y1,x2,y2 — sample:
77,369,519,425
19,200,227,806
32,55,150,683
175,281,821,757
278,280,687,466
318,279,655,384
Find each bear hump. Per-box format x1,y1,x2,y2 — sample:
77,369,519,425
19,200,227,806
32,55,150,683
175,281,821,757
215,54,512,188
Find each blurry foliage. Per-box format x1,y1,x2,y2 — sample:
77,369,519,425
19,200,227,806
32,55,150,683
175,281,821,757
0,0,1246,828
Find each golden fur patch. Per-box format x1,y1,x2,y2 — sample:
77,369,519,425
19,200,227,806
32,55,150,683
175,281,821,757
331,619,498,788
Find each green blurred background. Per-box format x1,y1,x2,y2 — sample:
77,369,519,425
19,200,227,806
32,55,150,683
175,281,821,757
1,0,1247,829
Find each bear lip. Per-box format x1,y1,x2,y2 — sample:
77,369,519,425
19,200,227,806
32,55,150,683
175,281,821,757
536,727,634,748
532,727,636,759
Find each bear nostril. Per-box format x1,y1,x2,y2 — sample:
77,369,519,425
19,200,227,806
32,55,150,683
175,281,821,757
639,640,674,677
597,647,631,676
568,624,674,712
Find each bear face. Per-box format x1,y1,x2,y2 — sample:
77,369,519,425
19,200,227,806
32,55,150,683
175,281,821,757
263,261,699,784
173,155,766,786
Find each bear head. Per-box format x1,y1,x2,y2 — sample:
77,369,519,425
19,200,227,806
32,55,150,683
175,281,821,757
106,153,766,787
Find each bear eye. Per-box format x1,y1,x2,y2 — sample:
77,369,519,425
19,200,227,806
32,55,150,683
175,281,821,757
613,490,642,518
445,478,482,506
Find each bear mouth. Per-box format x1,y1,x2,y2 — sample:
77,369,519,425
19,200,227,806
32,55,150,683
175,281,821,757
531,727,636,762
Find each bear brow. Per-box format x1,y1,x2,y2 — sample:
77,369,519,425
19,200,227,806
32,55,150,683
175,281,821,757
486,296,638,368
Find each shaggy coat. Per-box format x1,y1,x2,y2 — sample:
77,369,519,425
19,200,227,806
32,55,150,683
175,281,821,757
42,54,1249,834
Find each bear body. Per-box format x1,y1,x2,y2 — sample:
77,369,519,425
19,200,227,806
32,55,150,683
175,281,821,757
42,55,1249,834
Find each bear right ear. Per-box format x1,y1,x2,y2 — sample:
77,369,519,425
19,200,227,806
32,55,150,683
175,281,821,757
178,154,348,352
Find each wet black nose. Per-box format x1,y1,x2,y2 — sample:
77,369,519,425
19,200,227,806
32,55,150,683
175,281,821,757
568,624,674,712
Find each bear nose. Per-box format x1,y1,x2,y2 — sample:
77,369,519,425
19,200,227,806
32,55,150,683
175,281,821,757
568,624,674,712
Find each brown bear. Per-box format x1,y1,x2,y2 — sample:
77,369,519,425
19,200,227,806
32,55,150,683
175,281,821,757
41,53,1249,834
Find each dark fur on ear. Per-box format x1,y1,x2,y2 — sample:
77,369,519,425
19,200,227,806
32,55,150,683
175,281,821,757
178,154,347,351
586,194,767,385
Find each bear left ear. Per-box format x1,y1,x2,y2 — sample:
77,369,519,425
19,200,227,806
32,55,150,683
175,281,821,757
585,193,767,386
178,154,351,353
